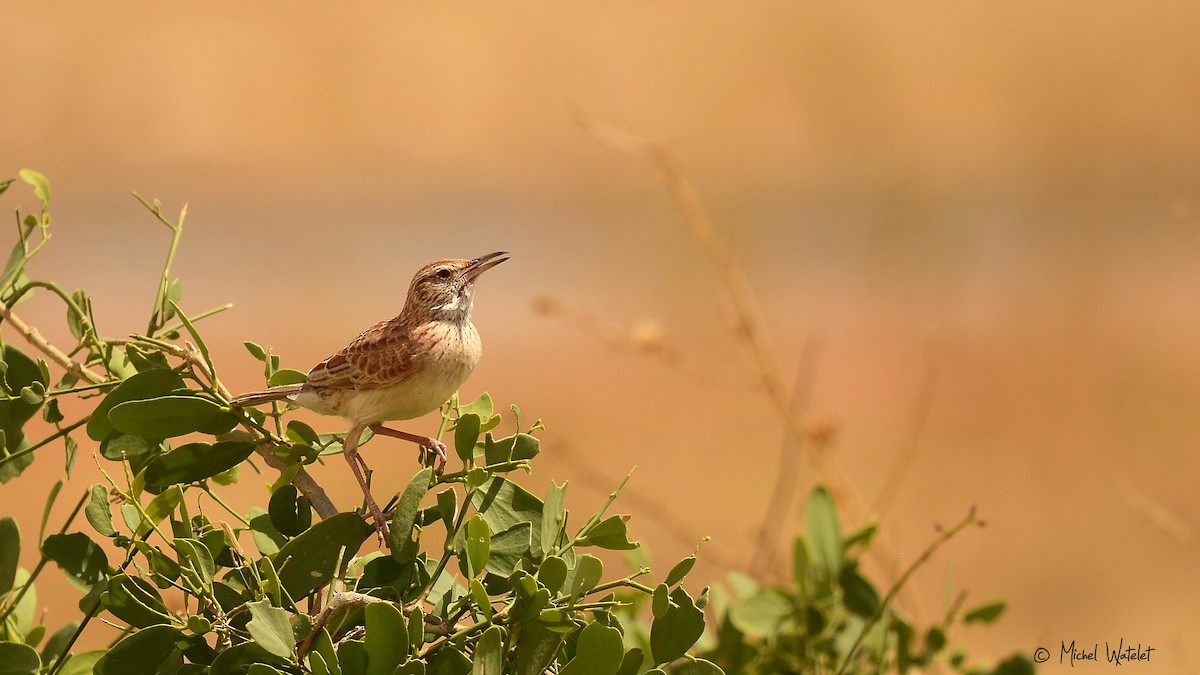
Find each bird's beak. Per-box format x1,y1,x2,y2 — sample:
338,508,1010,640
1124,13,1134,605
461,251,509,283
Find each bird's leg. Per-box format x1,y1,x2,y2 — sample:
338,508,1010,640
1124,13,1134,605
342,422,390,543
369,424,448,474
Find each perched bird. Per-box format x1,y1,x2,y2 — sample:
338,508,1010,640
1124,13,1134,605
231,251,509,537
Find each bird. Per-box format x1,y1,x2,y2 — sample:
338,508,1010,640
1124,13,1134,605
230,251,509,539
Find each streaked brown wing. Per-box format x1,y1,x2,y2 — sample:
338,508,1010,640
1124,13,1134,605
304,318,418,390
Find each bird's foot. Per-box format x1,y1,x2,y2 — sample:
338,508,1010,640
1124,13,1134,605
419,438,448,475
365,502,391,545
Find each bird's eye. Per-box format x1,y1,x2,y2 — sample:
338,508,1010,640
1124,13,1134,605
436,269,452,279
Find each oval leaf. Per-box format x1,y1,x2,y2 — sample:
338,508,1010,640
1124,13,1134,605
649,587,705,666
364,602,408,675
275,512,371,598
86,369,186,441
247,600,295,659
93,625,181,675
109,395,238,439
144,441,256,489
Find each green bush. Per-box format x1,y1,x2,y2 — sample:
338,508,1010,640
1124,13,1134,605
0,172,1031,674
0,172,716,675
696,488,1034,675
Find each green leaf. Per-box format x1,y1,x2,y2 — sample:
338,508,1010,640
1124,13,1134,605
408,605,425,653
459,392,494,419
93,625,180,675
665,556,695,587
99,434,157,462
0,517,18,595
649,586,705,665
18,169,50,205
142,486,184,534
389,467,433,562
210,642,292,675
175,537,215,594
730,588,792,637
10,569,35,631
364,601,407,675
268,368,307,387
471,625,503,675
576,515,637,550
484,522,531,577
536,555,568,595
454,413,481,463
471,477,545,554
844,521,878,551
569,554,604,600
144,440,256,489
559,621,624,675
41,621,77,666
464,515,491,577
435,489,457,531
791,535,810,588
268,484,312,537
514,623,565,675
247,599,295,659
243,341,268,362
86,369,186,442
42,532,109,588
108,395,238,439
427,645,471,675
0,346,49,482
805,486,842,580
925,625,947,652
839,563,881,618
275,512,370,598
66,290,88,341
0,641,40,675
285,420,319,446
469,578,492,620
652,583,670,619
57,649,105,675
100,574,173,627
396,658,426,675
963,600,1007,625
541,481,566,557
510,433,540,461
614,649,645,675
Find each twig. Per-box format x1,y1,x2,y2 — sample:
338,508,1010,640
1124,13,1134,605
873,340,941,517
749,333,825,579
834,509,982,675
531,294,756,389
0,305,105,384
1109,483,1199,551
575,108,864,524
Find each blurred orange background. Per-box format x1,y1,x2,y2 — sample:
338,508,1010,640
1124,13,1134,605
3,2,1200,670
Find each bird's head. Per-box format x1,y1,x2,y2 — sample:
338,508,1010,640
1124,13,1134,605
404,251,509,322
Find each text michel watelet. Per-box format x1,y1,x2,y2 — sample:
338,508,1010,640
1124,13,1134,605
1062,639,1155,666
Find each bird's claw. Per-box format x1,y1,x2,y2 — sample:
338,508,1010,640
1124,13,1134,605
420,438,448,475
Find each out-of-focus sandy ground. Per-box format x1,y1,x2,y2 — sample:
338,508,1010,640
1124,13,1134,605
3,2,1200,669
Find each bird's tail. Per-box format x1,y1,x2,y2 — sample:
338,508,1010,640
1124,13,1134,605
229,384,303,408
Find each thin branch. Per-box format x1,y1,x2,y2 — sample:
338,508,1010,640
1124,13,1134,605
531,294,757,389
834,509,983,675
750,333,825,579
575,108,864,524
1109,482,1199,551
0,305,105,384
873,340,941,517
